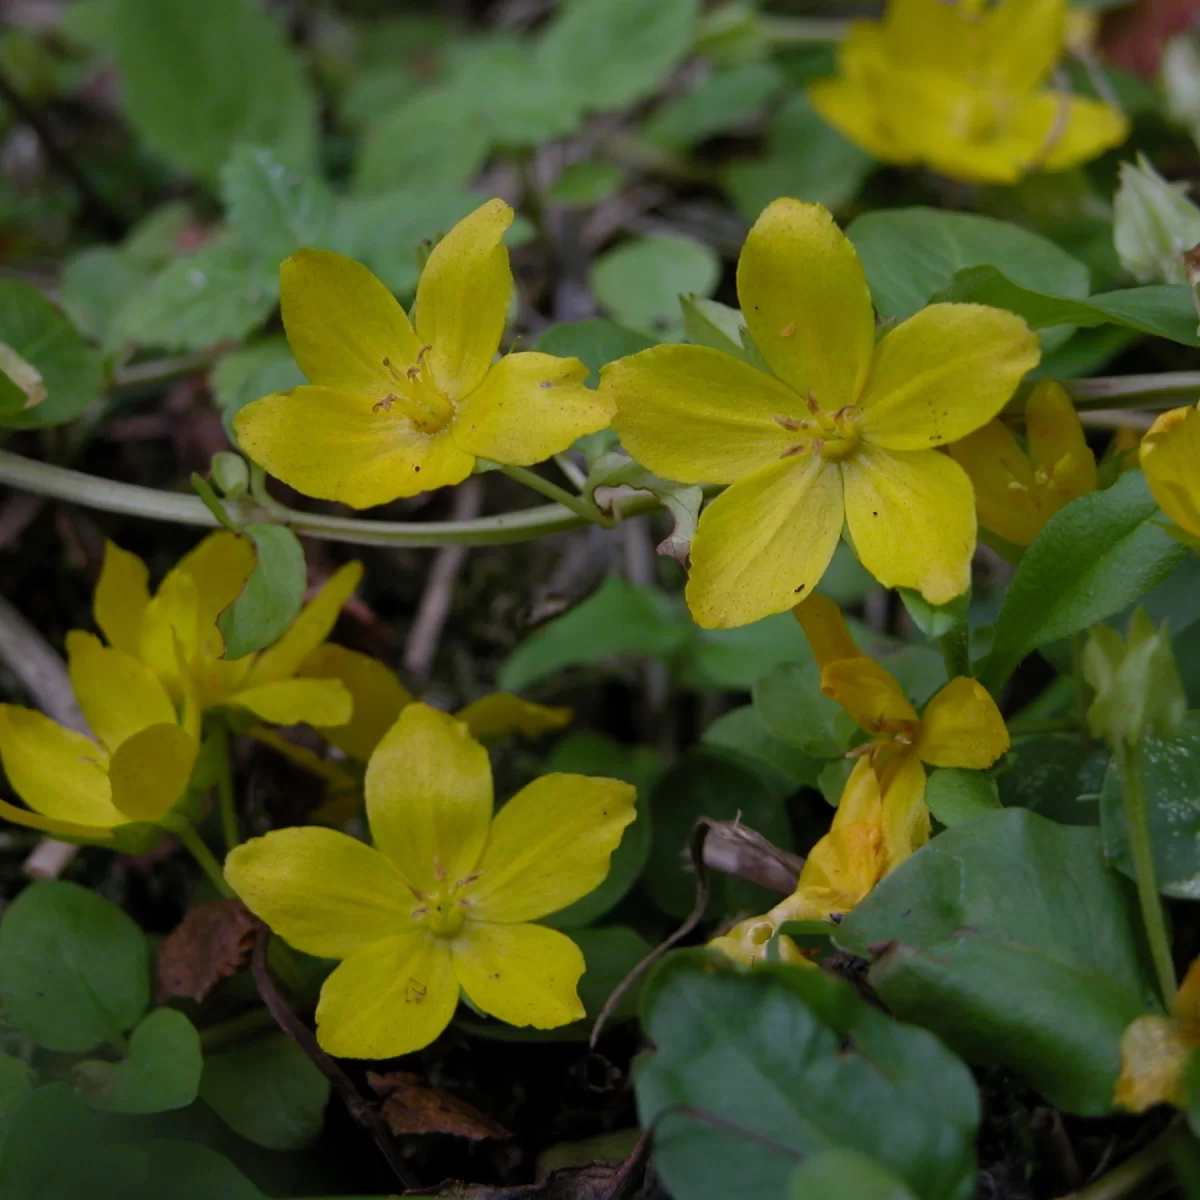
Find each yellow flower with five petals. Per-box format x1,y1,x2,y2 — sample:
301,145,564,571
601,199,1040,627
808,0,1129,185
1139,401,1200,540
225,702,636,1058
234,200,614,508
949,380,1097,547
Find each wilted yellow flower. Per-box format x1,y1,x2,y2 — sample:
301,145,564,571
96,533,356,731
1139,401,1200,539
1115,955,1200,1111
601,198,1038,627
949,380,1097,547
809,0,1128,184
235,200,614,508
226,703,636,1058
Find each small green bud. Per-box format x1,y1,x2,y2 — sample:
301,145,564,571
211,451,250,499
1112,155,1200,285
1083,609,1187,747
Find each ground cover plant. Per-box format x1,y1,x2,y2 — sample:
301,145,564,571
2,0,1200,1197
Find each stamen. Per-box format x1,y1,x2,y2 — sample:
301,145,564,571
433,856,447,881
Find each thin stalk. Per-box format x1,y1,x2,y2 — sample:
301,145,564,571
759,16,851,42
211,721,239,851
500,463,614,526
1118,741,1177,1008
166,818,234,898
939,626,971,679
1061,1121,1185,1200
112,349,220,390
1062,373,1200,412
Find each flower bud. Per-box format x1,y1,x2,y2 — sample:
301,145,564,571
1113,155,1200,285
210,451,250,499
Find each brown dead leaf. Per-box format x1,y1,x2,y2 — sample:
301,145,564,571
368,1071,512,1141
155,897,256,1003
408,1163,624,1199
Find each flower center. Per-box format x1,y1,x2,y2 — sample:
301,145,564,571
776,394,862,462
409,857,478,938
374,346,455,435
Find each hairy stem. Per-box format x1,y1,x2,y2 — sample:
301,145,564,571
500,463,615,526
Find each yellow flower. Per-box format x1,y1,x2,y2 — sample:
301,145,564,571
234,200,614,508
600,199,1039,627
949,380,1097,547
1139,401,1200,540
1114,955,1200,1112
95,533,356,731
808,0,1128,185
225,703,636,1058
710,595,1010,966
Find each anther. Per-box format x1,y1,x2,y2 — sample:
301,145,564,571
373,394,397,413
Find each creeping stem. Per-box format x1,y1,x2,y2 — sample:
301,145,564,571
162,815,235,899
211,721,240,851
1117,740,1177,1008
500,463,615,527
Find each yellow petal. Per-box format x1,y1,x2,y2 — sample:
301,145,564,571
0,705,123,827
979,0,1068,92
602,345,803,484
877,752,930,873
1176,954,1200,1024
316,933,458,1059
451,921,585,1029
415,198,514,400
66,630,177,753
249,562,363,687
466,774,636,923
857,304,1039,450
94,541,150,656
736,198,874,409
842,444,976,605
363,703,493,895
916,676,1010,768
1025,380,1097,505
686,456,844,629
882,0,982,78
138,568,201,695
831,754,885,830
225,826,418,958
793,594,863,672
1114,1015,1191,1112
108,723,196,822
299,644,411,761
0,797,116,842
1140,404,1200,540
819,658,917,732
452,353,613,465
947,419,1044,547
455,693,571,744
280,248,421,398
229,678,353,728
1030,93,1130,174
173,531,257,638
236,386,476,509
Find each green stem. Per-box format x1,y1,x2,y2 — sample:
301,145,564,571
1061,1121,1185,1200
759,16,850,42
1061,372,1200,412
165,817,234,898
939,626,971,679
1117,740,1177,1008
111,349,220,390
0,449,667,546
500,463,614,527
211,721,240,851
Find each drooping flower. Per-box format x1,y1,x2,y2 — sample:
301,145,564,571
601,199,1039,627
1139,401,1200,540
949,380,1097,547
225,703,636,1058
1114,955,1200,1112
808,0,1128,185
234,200,614,508
711,594,1010,965
95,533,355,731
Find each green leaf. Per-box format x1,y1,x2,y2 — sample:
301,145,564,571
997,733,1107,825
111,0,316,181
537,0,701,112
217,524,307,659
139,1140,264,1200
933,265,1200,348
643,747,793,918
200,1032,329,1150
541,732,660,928
0,881,149,1053
585,450,702,559
754,661,852,757
701,704,823,788
0,1056,33,1161
112,235,279,352
679,295,769,369
0,279,103,430
74,1008,202,1115
59,247,146,346
791,1150,921,1200
924,768,1001,827
220,146,335,265
644,61,784,147
590,234,721,340
547,161,625,206
497,576,690,691
1100,710,1200,898
983,473,1188,690
210,337,305,442
675,610,817,691
898,589,970,640
533,318,656,386
837,809,1159,1115
724,94,873,222
847,207,1091,326
635,953,979,1200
